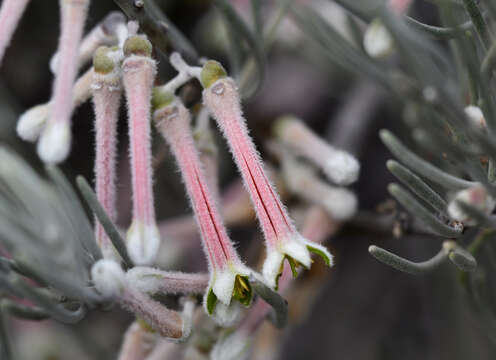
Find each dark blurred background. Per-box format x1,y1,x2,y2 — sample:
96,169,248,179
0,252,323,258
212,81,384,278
0,1,493,359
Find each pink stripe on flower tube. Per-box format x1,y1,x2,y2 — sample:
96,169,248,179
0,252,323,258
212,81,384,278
91,47,122,260
122,35,159,265
38,0,90,164
153,95,252,316
0,0,30,65
154,99,240,270
201,61,332,288
203,79,294,248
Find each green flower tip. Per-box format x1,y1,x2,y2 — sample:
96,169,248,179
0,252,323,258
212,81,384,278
152,87,175,111
200,60,227,89
206,288,217,315
307,245,332,267
93,46,115,74
124,35,152,58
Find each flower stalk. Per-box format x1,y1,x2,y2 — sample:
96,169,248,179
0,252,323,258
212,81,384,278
91,259,194,340
91,46,123,260
274,115,360,185
122,33,160,266
17,67,93,142
50,11,126,73
200,60,332,289
38,0,90,164
152,93,252,316
0,0,30,65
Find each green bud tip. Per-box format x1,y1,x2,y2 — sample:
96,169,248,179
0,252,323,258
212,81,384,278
200,60,227,89
93,46,115,74
152,87,175,111
124,35,153,57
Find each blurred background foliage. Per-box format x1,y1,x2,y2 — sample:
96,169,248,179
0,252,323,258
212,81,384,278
1,0,495,359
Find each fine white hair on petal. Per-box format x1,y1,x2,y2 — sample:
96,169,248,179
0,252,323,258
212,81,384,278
126,221,160,266
262,249,285,289
212,268,237,306
91,259,126,298
211,301,242,327
210,331,251,360
324,150,360,185
17,104,49,142
37,121,71,164
281,235,312,268
364,19,394,59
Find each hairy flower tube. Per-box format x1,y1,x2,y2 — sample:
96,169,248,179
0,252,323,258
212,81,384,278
152,92,253,317
91,259,193,340
274,115,360,185
17,67,93,142
91,46,123,260
50,11,126,74
122,34,160,266
200,61,332,289
0,0,31,66
38,0,90,164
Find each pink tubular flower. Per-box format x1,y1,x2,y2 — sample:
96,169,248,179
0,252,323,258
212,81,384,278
91,46,123,260
200,61,332,289
17,67,93,143
50,11,126,74
152,92,252,316
274,115,359,185
0,0,30,66
122,34,160,266
38,0,90,164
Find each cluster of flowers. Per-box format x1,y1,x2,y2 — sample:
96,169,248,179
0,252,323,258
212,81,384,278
0,0,363,357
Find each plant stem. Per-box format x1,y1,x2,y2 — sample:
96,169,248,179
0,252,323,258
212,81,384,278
461,0,491,49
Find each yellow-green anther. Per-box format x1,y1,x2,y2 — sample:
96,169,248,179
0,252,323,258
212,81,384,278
152,87,175,111
200,60,227,89
124,35,152,58
93,46,115,74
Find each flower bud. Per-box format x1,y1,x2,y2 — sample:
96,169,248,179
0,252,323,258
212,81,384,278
364,19,394,59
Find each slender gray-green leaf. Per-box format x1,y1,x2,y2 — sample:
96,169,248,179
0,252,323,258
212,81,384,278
388,183,463,238
387,160,447,214
113,0,198,62
215,0,265,98
449,246,477,272
368,245,448,275
76,176,133,268
250,275,288,328
1,299,49,321
380,130,476,190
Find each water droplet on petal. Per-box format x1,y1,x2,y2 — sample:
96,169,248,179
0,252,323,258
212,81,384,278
212,83,225,95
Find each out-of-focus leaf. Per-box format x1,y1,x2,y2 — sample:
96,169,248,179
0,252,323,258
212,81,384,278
215,0,266,98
